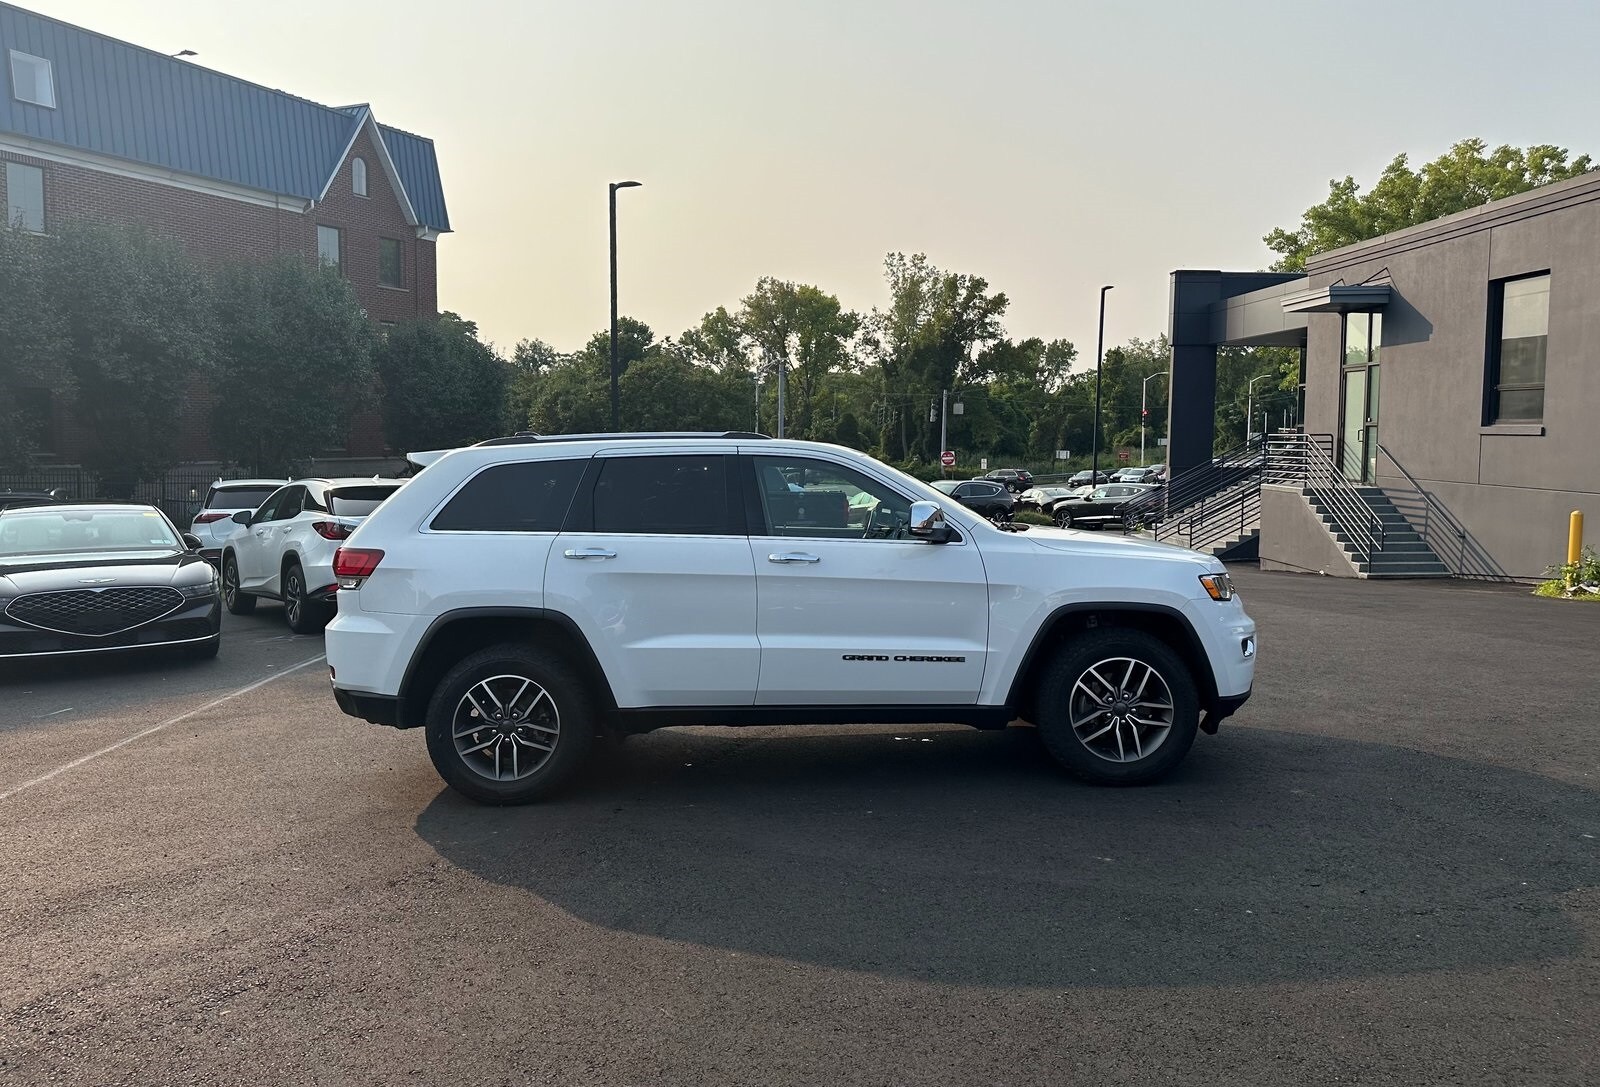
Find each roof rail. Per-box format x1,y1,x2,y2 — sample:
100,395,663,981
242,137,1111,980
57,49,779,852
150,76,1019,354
473,431,772,447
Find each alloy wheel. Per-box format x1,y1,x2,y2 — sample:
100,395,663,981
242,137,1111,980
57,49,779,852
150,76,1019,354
451,673,561,782
223,561,238,606
1067,656,1176,763
285,569,303,625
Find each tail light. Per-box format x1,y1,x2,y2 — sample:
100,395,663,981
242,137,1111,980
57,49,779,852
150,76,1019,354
333,547,384,589
194,512,230,524
312,520,354,540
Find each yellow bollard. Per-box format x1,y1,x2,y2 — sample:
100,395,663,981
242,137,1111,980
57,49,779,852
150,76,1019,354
1569,510,1584,586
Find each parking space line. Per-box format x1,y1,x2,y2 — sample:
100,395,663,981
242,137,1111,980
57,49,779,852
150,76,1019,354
0,654,326,803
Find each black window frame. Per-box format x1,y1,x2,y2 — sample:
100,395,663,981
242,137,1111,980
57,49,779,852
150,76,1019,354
429,458,587,533
378,237,404,288
565,454,741,537
1484,271,1551,426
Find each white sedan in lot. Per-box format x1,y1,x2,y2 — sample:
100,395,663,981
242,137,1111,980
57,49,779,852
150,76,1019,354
220,477,405,634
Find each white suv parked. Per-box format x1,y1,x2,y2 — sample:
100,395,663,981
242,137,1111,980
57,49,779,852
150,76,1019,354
221,477,405,633
326,434,1257,804
188,479,287,563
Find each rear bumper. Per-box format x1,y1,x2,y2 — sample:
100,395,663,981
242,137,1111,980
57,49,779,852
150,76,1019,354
333,687,404,728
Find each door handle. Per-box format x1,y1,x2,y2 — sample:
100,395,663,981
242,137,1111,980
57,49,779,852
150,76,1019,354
563,547,617,560
768,552,821,564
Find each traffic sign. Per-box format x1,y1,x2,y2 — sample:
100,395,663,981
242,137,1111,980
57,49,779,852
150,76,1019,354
1117,450,1131,463
940,451,956,467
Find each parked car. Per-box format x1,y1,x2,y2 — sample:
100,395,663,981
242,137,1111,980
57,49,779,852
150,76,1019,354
1112,467,1161,484
0,487,71,512
1050,483,1163,529
983,468,1034,493
1016,485,1082,513
1067,470,1112,488
221,477,405,634
0,502,221,661
188,478,288,565
325,432,1257,804
931,478,1014,520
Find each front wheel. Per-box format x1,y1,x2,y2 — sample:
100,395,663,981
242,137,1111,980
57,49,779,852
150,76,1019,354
222,555,256,615
1033,629,1200,785
1053,508,1075,529
424,644,598,804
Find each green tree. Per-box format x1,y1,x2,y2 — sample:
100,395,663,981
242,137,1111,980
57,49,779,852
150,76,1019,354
42,223,215,488
211,255,375,477
738,278,861,441
376,312,508,451
0,228,70,469
1265,138,1594,271
505,338,563,434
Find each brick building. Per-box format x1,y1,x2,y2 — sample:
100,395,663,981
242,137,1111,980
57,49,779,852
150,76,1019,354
0,1,451,462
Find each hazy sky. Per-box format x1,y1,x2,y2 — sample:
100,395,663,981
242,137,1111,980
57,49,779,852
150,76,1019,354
27,0,1600,362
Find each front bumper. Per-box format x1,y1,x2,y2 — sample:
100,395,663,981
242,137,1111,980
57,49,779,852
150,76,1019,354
0,598,222,658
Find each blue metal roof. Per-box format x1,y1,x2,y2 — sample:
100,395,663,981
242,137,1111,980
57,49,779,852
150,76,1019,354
0,2,449,231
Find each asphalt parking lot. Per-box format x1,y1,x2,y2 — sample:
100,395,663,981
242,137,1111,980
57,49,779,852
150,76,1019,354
2,569,1597,1086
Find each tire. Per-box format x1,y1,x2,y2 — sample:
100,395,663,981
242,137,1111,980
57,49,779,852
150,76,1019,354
222,554,256,615
1034,628,1200,785
184,637,220,661
1054,508,1075,529
283,560,331,635
424,644,598,805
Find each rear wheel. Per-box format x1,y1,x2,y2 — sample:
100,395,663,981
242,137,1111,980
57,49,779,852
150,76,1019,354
222,554,255,615
1053,508,1075,529
283,560,332,635
1034,629,1200,785
424,644,598,805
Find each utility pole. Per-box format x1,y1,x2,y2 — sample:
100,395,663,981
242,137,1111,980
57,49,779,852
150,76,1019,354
774,349,786,439
1141,370,1168,467
1246,374,1273,446
1091,285,1113,482
939,388,949,461
608,180,642,432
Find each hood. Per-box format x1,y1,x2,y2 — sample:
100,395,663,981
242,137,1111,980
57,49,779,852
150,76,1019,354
0,550,209,594
1024,526,1222,569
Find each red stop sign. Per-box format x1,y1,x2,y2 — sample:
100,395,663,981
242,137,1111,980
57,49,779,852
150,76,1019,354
940,451,956,467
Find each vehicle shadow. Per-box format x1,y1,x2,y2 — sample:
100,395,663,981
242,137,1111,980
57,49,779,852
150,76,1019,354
413,725,1597,990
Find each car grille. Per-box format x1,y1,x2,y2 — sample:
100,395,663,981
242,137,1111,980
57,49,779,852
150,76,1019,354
5,586,185,637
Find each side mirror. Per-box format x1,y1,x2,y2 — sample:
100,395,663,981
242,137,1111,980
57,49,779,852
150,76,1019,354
182,532,204,551
232,511,252,526
908,501,954,544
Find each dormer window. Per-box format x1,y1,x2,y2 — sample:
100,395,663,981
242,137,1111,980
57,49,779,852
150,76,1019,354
9,50,55,108
352,156,368,197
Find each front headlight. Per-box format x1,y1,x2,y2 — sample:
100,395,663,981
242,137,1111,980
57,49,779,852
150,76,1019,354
1198,573,1234,602
178,579,219,601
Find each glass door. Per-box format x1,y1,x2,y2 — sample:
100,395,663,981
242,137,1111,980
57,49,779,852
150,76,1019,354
1363,364,1380,483
1339,313,1382,483
1340,369,1367,482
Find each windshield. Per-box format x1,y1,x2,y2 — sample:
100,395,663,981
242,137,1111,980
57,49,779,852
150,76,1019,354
206,485,279,510
0,508,179,557
329,485,401,518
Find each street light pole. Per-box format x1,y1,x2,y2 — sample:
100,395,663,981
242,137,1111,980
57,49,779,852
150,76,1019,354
608,180,642,432
1091,285,1113,482
1141,370,1169,466
1246,374,1273,446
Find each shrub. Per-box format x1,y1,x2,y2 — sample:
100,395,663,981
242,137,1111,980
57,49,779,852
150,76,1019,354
1012,510,1054,526
1533,545,1600,601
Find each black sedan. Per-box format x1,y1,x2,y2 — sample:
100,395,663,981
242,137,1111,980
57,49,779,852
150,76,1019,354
931,478,1015,521
1016,485,1086,512
0,503,222,662
1048,483,1162,529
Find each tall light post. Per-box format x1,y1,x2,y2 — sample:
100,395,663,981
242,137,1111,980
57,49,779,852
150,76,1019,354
1141,370,1168,466
1246,374,1273,445
1091,285,1113,482
609,180,642,432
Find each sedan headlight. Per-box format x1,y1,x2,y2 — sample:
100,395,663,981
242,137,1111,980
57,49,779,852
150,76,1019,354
1198,573,1234,602
178,580,219,601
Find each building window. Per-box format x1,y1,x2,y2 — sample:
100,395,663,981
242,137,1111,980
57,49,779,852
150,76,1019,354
379,238,404,288
1487,273,1550,424
8,51,55,108
316,224,341,267
5,161,45,232
352,157,368,197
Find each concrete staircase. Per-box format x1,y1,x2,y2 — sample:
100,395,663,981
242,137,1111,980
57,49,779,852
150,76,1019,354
1304,487,1450,578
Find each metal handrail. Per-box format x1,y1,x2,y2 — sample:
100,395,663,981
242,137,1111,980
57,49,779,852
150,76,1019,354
1374,443,1429,541
1275,432,1385,563
1178,483,1262,553
1120,435,1263,533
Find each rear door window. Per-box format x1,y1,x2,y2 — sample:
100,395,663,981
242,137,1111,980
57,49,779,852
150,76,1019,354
430,460,585,532
329,485,401,518
589,455,734,536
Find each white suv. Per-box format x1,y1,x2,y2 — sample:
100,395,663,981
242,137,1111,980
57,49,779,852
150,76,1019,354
326,434,1256,804
188,479,287,564
221,477,405,634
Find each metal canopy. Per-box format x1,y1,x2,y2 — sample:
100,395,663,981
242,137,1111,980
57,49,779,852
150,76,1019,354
1281,284,1392,314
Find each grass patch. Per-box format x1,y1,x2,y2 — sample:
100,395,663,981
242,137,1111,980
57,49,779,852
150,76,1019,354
1012,510,1054,527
